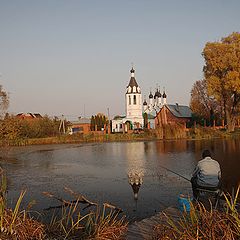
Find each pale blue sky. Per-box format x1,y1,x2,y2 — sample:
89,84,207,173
0,0,239,119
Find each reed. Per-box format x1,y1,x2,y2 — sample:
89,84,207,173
44,189,128,239
85,203,128,240
223,185,240,236
0,170,45,239
189,126,227,139
153,123,187,140
46,199,90,239
153,186,240,240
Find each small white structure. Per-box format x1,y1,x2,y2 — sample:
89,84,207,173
111,116,125,133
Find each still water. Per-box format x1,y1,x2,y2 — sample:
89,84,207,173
1,138,240,221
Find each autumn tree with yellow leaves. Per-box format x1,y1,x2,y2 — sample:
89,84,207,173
201,32,240,131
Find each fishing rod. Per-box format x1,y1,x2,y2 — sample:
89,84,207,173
159,165,191,182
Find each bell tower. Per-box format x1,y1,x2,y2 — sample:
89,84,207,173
125,67,143,128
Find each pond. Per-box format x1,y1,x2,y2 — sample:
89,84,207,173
1,138,240,221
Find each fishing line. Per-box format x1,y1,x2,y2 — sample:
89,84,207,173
158,165,191,182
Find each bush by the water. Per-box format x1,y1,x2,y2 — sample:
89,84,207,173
0,115,60,145
154,123,187,140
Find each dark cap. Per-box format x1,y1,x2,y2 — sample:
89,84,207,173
202,149,211,158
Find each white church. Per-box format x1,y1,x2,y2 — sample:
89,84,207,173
111,67,167,133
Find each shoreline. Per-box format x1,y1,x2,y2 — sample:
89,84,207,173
1,127,240,147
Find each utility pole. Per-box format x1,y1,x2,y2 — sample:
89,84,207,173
84,104,85,118
59,114,66,134
107,107,110,134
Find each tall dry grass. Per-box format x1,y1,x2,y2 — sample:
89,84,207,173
154,123,187,140
153,185,240,240
0,170,45,239
86,203,128,240
43,189,128,239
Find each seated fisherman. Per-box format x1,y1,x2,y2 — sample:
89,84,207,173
191,149,221,199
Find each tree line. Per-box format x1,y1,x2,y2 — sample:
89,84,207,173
0,115,60,142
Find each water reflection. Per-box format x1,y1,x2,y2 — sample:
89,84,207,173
154,140,189,154
125,142,146,174
125,142,145,201
128,171,143,200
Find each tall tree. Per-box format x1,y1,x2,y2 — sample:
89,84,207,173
95,113,107,131
202,32,240,131
190,79,220,125
143,112,148,129
90,115,95,131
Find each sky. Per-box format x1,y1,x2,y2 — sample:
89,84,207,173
0,0,239,119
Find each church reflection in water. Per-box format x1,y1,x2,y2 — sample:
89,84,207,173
125,142,145,201
128,171,143,200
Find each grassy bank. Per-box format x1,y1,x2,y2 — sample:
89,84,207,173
0,131,157,146
188,126,237,139
1,126,240,147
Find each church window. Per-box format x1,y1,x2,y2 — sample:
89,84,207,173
133,86,136,92
133,95,136,105
129,96,131,105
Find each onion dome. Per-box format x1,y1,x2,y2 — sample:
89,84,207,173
149,91,153,99
130,67,135,74
154,90,158,99
143,99,147,105
163,91,167,98
157,88,162,98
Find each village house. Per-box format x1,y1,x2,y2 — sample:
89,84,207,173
155,103,192,128
16,112,42,120
68,117,91,135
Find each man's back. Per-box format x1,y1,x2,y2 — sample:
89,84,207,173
196,157,221,187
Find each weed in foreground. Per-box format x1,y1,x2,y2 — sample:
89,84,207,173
85,203,128,240
43,188,128,239
0,171,45,240
153,185,240,240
